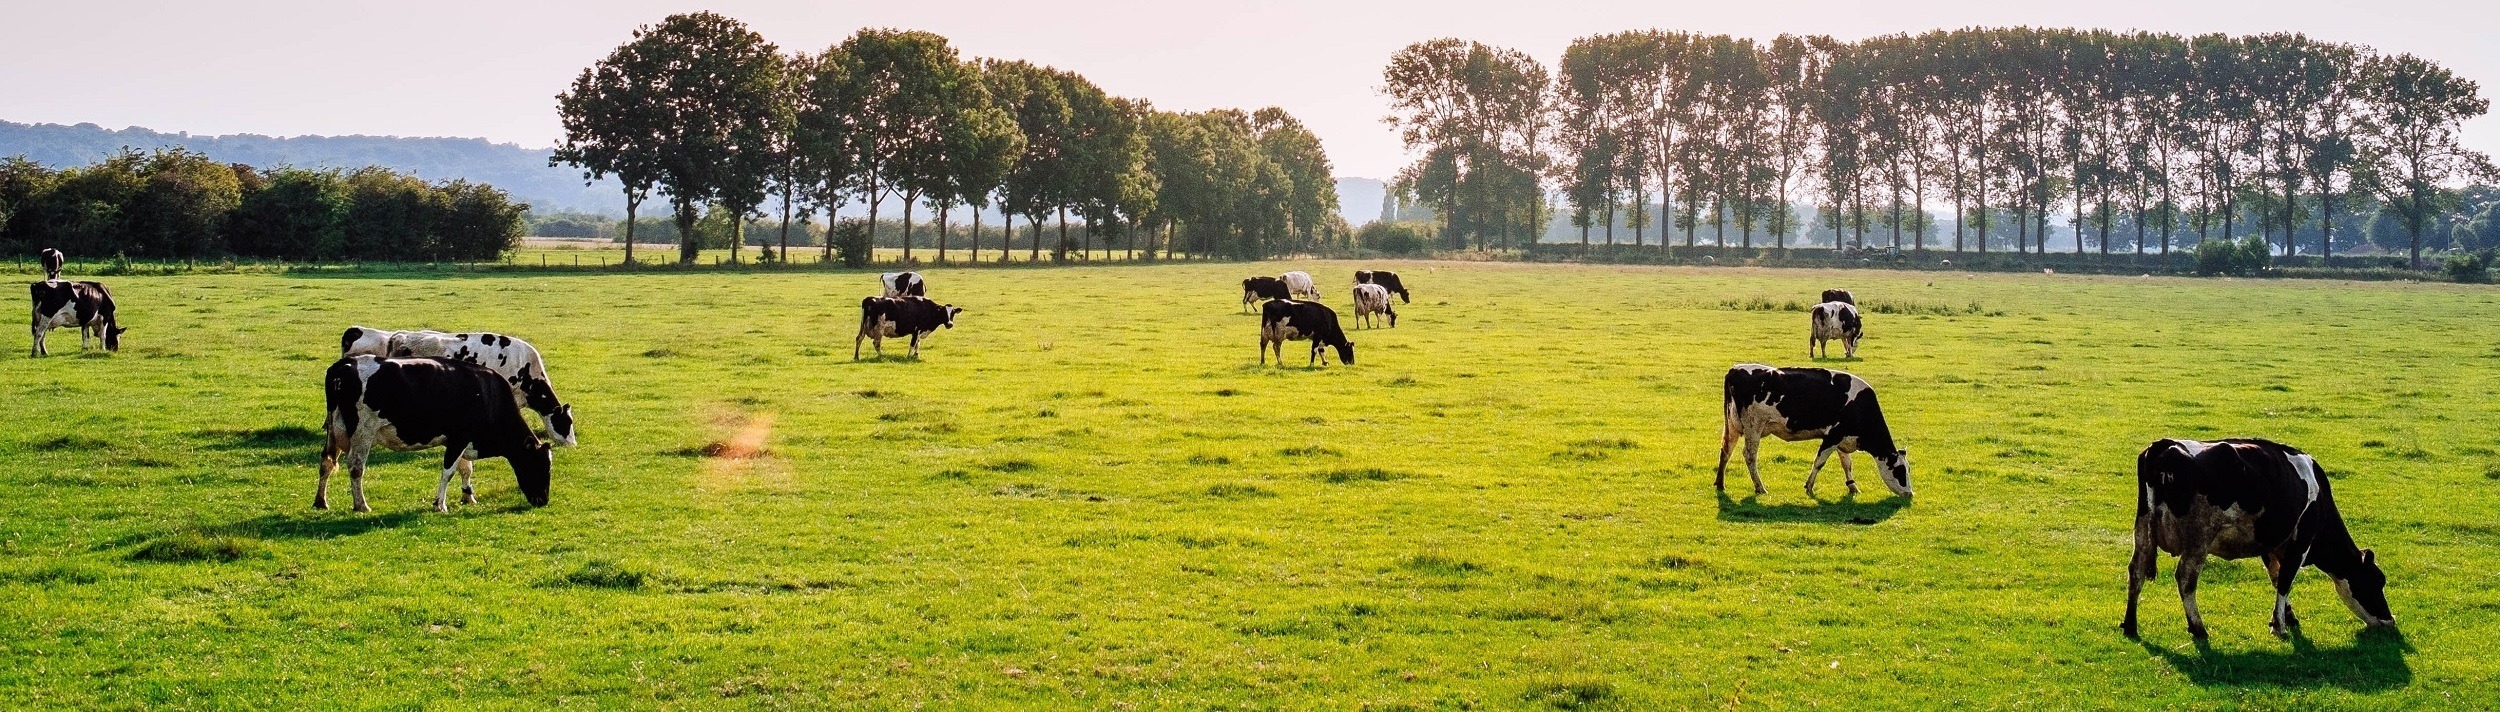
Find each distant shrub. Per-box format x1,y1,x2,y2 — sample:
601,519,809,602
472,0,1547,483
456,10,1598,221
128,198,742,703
1359,222,1427,254
2442,249,2493,283
831,220,874,268
2193,236,2271,276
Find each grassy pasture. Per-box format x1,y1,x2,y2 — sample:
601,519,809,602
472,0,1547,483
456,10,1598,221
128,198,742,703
3,261,2496,709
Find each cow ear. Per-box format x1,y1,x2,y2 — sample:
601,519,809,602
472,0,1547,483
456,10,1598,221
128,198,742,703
2361,548,2375,564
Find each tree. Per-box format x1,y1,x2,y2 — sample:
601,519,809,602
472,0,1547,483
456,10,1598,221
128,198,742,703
554,24,667,266
832,29,982,265
1382,39,1550,251
558,13,781,265
2357,53,2494,269
228,167,348,258
982,59,1073,263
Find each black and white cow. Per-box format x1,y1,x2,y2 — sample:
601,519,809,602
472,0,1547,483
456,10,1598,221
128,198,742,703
1242,276,1291,312
1259,299,1354,367
339,326,576,447
1352,282,1397,329
40,248,65,281
1355,270,1412,303
2125,438,2396,640
1280,270,1319,299
1717,364,1911,498
1820,288,1854,305
881,271,927,298
855,296,962,359
29,280,124,357
1809,301,1863,359
320,356,553,513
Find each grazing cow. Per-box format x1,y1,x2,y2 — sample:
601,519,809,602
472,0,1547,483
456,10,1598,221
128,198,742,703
1716,364,1911,498
40,248,65,281
881,271,926,298
28,280,124,357
1259,299,1354,367
855,296,962,359
338,327,576,447
320,356,553,513
1351,283,1397,329
1820,288,1854,305
1355,270,1412,303
1280,270,1319,299
1242,276,1291,312
1809,301,1863,359
2125,438,2396,640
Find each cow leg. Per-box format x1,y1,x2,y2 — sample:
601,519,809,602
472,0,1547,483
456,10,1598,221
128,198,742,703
458,457,478,504
1804,446,1836,497
909,333,921,359
1839,451,1860,495
2266,552,2301,638
316,431,343,510
28,320,40,357
1742,436,1768,495
2123,514,2159,638
347,446,373,513
1714,427,1736,492
2177,550,2210,639
433,446,466,512
853,332,864,359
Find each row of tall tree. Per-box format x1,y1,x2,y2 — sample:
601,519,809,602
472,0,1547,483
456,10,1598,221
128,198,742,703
1384,29,2494,267
0,148,524,261
553,13,1342,265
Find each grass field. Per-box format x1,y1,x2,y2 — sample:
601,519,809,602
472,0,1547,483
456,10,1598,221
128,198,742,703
4,261,2497,709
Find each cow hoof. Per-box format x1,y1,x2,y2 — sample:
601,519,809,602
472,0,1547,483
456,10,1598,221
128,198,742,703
2187,625,2208,640
353,504,372,514
312,498,328,510
2120,622,2139,639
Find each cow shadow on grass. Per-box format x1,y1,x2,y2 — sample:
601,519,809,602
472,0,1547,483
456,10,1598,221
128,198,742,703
2141,626,2412,691
846,353,924,364
1715,491,1908,525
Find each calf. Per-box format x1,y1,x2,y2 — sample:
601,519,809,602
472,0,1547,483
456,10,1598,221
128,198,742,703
1352,283,1397,329
2125,438,2396,640
1259,299,1354,367
40,248,65,281
320,356,553,513
1809,301,1862,359
1280,270,1319,299
339,326,576,447
1242,276,1290,312
1717,364,1911,498
29,280,124,357
881,271,926,298
1356,270,1412,303
855,296,962,359
1820,288,1854,305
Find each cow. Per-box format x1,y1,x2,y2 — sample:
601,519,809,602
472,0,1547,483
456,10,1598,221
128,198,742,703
2124,438,2396,640
1259,299,1354,367
881,271,926,298
1716,364,1911,498
1809,301,1863,359
855,296,962,359
29,280,124,357
1242,276,1291,312
319,356,553,513
1355,270,1412,303
1352,283,1397,329
1820,288,1854,305
40,248,65,281
338,327,576,447
1280,270,1319,299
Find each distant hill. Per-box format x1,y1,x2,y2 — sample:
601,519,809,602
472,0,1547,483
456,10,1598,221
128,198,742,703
1334,177,1386,226
0,120,624,216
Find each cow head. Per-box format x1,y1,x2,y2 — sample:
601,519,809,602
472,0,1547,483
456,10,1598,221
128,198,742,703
1875,449,1912,496
2334,549,2396,627
514,442,553,507
340,326,389,357
1333,340,1355,366
105,325,126,351
943,305,963,328
548,403,578,447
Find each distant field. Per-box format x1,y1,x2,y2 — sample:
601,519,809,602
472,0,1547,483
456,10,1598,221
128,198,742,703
3,262,2496,708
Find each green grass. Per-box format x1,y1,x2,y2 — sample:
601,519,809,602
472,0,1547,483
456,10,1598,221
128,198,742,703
3,261,2497,708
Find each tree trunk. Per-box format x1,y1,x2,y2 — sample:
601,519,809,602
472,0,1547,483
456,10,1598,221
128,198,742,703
938,203,950,264
901,197,916,264
675,199,699,265
623,192,639,266
1002,211,1014,263
1055,207,1069,262
779,191,793,264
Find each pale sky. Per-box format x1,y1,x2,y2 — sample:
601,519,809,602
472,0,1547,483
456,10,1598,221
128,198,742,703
3,0,2494,180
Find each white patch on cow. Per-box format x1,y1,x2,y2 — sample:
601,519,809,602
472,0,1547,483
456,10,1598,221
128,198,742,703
1841,376,1870,406
2288,454,2321,507
1280,271,1317,298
